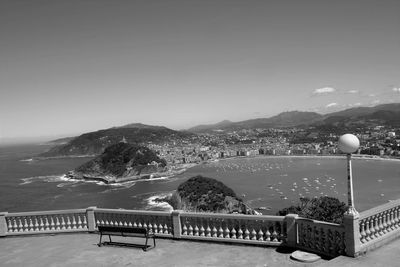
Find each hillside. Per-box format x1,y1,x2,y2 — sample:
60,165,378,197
188,111,322,133
40,123,194,157
187,103,400,133
69,142,167,183
162,175,254,214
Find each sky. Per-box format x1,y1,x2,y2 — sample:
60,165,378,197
1,0,399,140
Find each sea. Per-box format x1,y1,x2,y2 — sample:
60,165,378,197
1,143,400,215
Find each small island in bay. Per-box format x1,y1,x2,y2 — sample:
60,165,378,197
156,175,259,215
66,142,185,184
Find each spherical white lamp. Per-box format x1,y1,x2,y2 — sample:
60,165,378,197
338,134,360,154
338,134,360,216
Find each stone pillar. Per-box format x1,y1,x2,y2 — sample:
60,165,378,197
86,207,97,232
343,212,361,257
284,214,298,248
0,212,8,237
171,210,182,239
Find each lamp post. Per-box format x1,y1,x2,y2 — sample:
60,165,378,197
338,134,360,216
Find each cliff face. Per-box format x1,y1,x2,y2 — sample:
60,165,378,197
168,175,247,214
70,142,167,182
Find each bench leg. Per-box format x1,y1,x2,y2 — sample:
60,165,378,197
108,235,112,243
98,233,103,247
153,236,156,248
144,237,148,251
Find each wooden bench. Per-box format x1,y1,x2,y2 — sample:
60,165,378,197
97,225,156,251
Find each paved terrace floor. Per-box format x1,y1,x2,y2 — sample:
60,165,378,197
1,233,399,267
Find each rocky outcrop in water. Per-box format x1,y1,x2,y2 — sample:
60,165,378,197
67,142,167,183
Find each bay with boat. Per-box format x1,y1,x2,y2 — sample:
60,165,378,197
1,143,399,215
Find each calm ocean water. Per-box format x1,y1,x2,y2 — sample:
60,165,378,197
1,143,399,214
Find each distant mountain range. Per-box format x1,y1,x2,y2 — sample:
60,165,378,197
40,103,400,157
187,103,400,133
40,123,194,157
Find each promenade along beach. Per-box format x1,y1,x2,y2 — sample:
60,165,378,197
1,144,400,215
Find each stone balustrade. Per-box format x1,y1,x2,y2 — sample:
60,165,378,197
296,217,346,257
3,209,89,235
3,203,400,259
178,212,285,245
358,199,400,252
94,208,173,238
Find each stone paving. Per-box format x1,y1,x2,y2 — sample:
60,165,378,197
1,233,399,267
0,233,328,267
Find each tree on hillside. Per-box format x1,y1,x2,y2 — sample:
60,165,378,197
277,196,347,224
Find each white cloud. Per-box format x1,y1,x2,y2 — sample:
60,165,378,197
393,87,400,93
326,102,338,108
347,90,359,94
313,87,336,95
368,94,376,97
371,100,381,104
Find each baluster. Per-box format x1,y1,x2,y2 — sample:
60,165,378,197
50,216,56,230
387,210,393,231
59,216,65,230
153,223,158,234
272,229,278,242
390,209,395,231
231,227,237,239
66,216,71,229
16,217,22,232
212,226,218,238
218,226,224,238
164,223,169,234
364,218,371,241
28,217,34,231
360,220,366,243
188,225,194,236
55,216,60,230
382,211,388,234
265,227,271,241
43,216,49,231
82,214,87,228
244,228,250,240
72,214,77,229
23,217,29,231
193,225,198,236
258,229,264,241
7,218,13,232
224,226,230,238
78,215,83,229
393,207,399,229
251,228,257,240
206,225,211,237
237,227,243,239
39,217,44,231
182,224,187,235
33,217,39,231
375,215,381,237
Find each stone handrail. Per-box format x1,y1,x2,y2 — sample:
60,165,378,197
3,209,89,235
178,212,286,245
295,217,346,257
359,199,400,251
